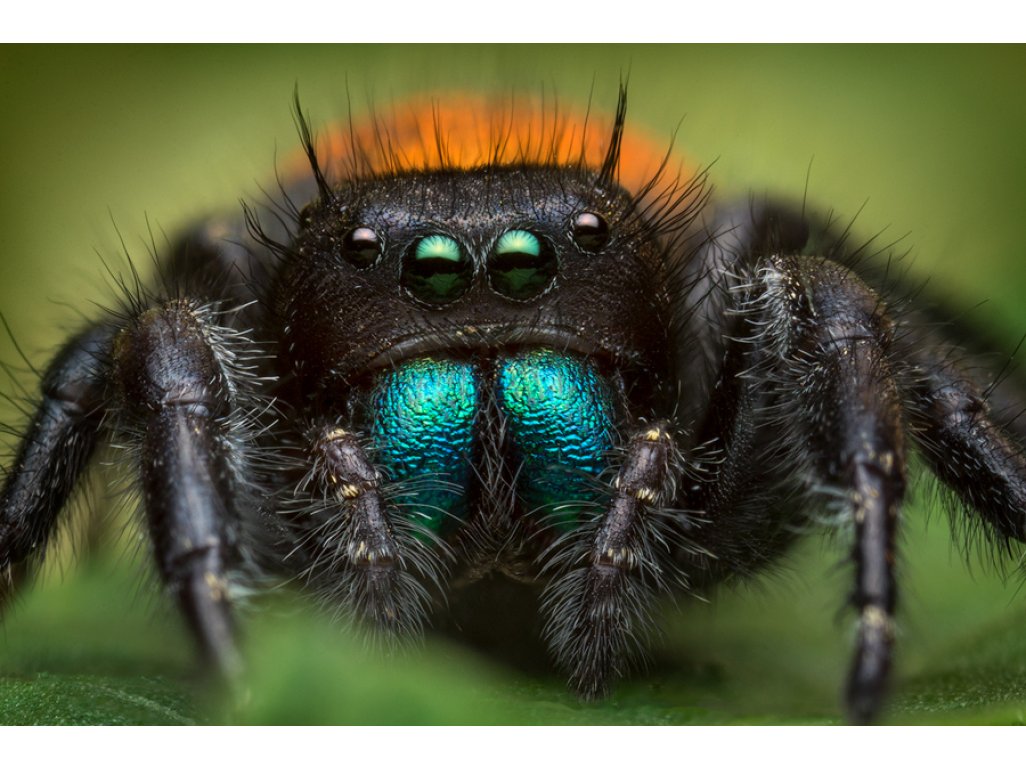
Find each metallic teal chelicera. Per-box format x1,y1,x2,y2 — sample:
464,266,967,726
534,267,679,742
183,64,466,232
371,358,478,533
497,349,616,531
370,349,616,534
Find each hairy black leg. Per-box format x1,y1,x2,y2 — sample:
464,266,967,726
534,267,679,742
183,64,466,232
899,342,1026,543
753,255,906,723
115,300,249,677
303,425,429,635
673,202,821,584
675,201,812,424
1,325,112,609
544,422,680,699
839,245,1026,543
686,331,792,582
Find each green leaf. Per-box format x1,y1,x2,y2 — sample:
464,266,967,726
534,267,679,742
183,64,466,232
3,495,1026,726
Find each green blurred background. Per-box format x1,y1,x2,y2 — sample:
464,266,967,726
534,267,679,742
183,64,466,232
1,45,1026,725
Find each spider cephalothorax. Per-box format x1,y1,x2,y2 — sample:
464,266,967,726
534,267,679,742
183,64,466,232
3,89,1026,724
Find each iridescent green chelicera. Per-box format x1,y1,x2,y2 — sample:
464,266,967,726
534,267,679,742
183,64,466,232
497,349,615,530
371,358,477,533
488,228,557,300
368,350,616,534
401,234,472,304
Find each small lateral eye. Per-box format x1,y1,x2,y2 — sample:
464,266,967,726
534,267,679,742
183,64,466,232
571,212,609,252
401,234,472,305
488,229,556,300
341,226,383,268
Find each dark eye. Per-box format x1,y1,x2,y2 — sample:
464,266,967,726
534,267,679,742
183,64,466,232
488,229,557,300
341,227,383,269
570,212,609,252
401,234,472,305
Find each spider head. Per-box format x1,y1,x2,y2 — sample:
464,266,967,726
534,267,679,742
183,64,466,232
275,165,678,396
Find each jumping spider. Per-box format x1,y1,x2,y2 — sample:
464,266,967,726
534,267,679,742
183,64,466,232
2,89,1025,724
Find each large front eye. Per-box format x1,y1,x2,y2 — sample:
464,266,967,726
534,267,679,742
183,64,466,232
488,229,557,300
401,234,472,305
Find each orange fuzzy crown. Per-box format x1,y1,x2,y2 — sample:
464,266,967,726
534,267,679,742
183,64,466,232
290,92,694,198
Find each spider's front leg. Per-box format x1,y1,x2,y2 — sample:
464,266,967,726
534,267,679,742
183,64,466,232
747,254,907,723
2,297,257,677
114,299,257,678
